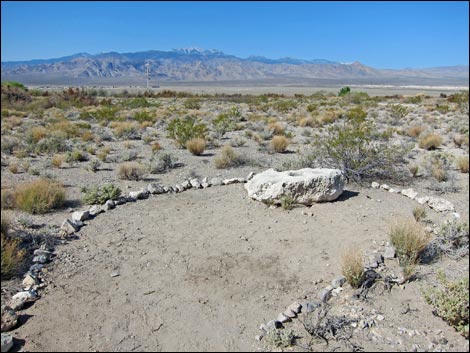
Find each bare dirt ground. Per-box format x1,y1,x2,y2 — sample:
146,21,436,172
6,181,469,352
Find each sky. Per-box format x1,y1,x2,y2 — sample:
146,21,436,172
1,1,469,69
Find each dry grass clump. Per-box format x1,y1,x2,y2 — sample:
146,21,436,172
390,219,430,266
407,124,425,138
298,117,315,127
419,133,443,150
111,121,140,139
151,141,163,152
81,130,95,142
432,166,447,182
186,138,206,156
316,110,340,125
13,179,66,214
214,145,245,169
456,156,469,173
1,216,26,278
52,154,64,168
117,162,147,180
271,136,290,153
412,206,427,222
408,164,419,177
29,126,48,143
453,134,469,148
340,247,364,288
268,121,285,135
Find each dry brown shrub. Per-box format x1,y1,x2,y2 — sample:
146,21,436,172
457,156,469,173
186,138,206,156
407,125,425,138
117,162,147,180
419,133,443,150
341,247,364,288
271,135,290,153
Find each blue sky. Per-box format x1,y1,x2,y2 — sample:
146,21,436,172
1,1,468,69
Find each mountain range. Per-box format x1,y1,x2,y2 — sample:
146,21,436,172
1,48,468,86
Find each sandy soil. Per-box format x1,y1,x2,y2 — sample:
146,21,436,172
6,182,469,352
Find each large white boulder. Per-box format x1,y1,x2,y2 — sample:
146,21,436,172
244,168,344,205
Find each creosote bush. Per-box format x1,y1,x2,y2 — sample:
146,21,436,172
167,116,207,148
13,179,66,214
341,247,364,288
456,156,469,173
1,216,26,279
424,272,469,338
186,138,206,156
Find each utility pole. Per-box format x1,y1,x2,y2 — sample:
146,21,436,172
145,62,150,89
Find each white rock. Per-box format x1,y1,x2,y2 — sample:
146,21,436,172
276,313,291,323
104,200,115,210
1,307,17,332
389,188,401,193
319,288,332,303
380,184,390,190
181,180,192,190
22,274,39,289
71,210,90,223
89,205,104,216
129,188,148,200
371,182,380,189
287,302,302,314
223,177,246,185
1,333,13,352
190,179,202,189
60,219,78,235
453,212,461,219
283,309,297,319
147,183,165,194
401,188,418,200
416,196,429,205
210,177,223,186
247,172,255,181
331,276,346,288
426,196,454,212
245,168,344,205
9,290,37,311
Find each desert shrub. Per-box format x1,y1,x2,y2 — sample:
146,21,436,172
419,133,443,150
117,162,147,181
65,149,88,163
312,111,409,182
81,130,95,142
122,97,151,109
121,150,138,162
112,121,141,139
405,95,423,104
1,136,23,154
264,328,296,348
268,121,285,135
149,152,177,174
50,120,81,138
133,110,155,124
95,106,121,123
183,98,201,110
435,104,450,114
407,125,425,138
341,247,364,288
273,100,297,112
453,134,469,148
151,141,163,152
412,206,427,222
97,150,109,162
212,113,236,138
27,126,48,143
87,159,101,173
408,164,419,177
280,196,295,210
456,156,469,173
1,227,26,279
298,117,315,127
271,136,289,153
1,190,15,210
13,179,66,214
214,145,245,169
34,136,69,155
431,165,447,182
424,272,469,338
426,221,469,260
338,86,351,96
82,184,122,205
389,104,409,122
389,219,430,266
316,109,341,125
167,116,207,148
306,103,317,112
186,138,206,156
450,90,469,115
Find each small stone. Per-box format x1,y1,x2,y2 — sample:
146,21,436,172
401,188,418,200
1,333,13,352
210,177,223,186
60,218,78,235
32,255,49,264
9,290,38,311
22,274,39,289
110,271,119,278
389,188,400,193
174,184,185,193
319,288,332,303
1,306,17,332
380,184,390,190
71,210,90,223
28,264,43,274
129,188,148,200
247,172,255,181
190,179,202,189
33,249,52,257
376,314,385,321
416,196,429,205
283,310,297,319
265,320,282,330
104,200,115,210
147,183,166,194
331,276,346,288
181,180,192,190
287,302,302,314
162,186,170,193
223,177,246,185
452,212,461,219
304,301,320,313
383,246,396,259
89,205,104,217
277,313,291,323
255,335,262,341
371,182,380,189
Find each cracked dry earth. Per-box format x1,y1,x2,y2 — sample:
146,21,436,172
9,183,469,352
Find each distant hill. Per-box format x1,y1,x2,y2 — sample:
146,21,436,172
1,48,468,86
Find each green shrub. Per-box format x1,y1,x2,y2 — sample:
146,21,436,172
312,110,409,182
412,206,427,222
264,328,296,348
34,136,69,155
389,104,409,121
424,272,469,338
212,113,236,138
338,86,351,96
122,97,151,109
280,196,295,210
133,110,155,123
13,179,66,214
149,152,177,173
183,98,201,110
65,149,88,163
167,116,207,148
273,100,297,113
82,184,122,205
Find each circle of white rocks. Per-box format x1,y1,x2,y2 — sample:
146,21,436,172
1,173,254,352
